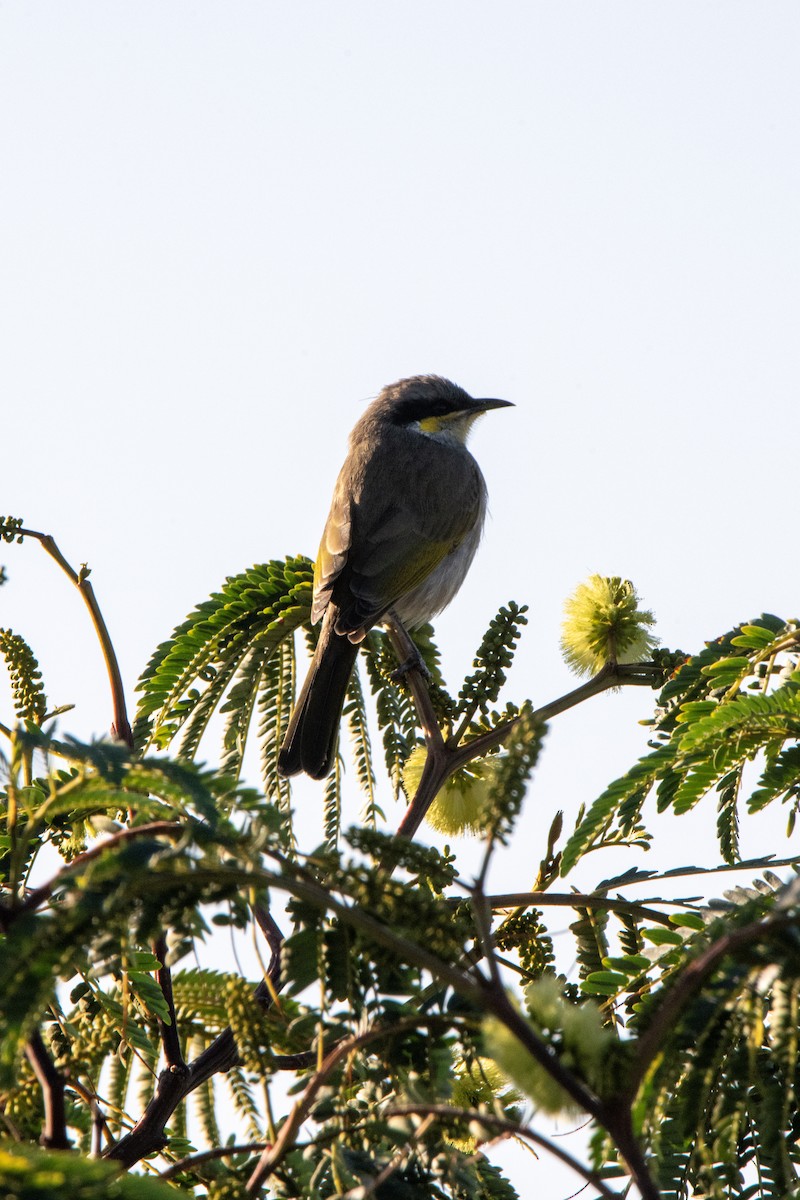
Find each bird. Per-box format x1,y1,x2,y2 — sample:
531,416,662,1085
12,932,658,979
277,375,512,780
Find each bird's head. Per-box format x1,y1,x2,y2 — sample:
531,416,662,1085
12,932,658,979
374,375,513,446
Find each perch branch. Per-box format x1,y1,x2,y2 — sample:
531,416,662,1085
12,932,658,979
392,647,664,839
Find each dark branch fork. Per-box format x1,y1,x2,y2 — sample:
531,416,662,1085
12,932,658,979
387,612,663,839
107,910,285,1169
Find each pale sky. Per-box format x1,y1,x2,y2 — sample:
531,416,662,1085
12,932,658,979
2,5,799,1193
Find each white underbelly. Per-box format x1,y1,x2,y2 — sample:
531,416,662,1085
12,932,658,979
391,518,484,629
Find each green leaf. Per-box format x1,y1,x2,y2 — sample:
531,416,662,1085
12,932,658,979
642,928,685,946
604,954,651,973
700,656,751,680
731,624,784,650
668,913,706,931
583,970,629,995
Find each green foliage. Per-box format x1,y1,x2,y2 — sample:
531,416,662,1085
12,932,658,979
0,630,47,725
343,664,381,830
0,515,24,544
620,882,800,1198
5,529,800,1200
494,909,555,979
456,602,528,719
482,705,545,846
362,628,425,798
133,555,314,769
0,1141,177,1198
562,615,800,871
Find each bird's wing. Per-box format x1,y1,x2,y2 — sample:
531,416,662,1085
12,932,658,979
336,462,484,636
312,480,352,624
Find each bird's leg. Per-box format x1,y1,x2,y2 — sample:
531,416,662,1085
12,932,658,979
383,612,441,750
383,610,431,681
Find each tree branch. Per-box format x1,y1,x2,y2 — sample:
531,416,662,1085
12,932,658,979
479,890,677,928
14,821,184,921
389,644,664,839
107,906,285,1169
160,1141,267,1181
25,1028,71,1149
153,933,184,1070
17,527,132,747
106,1031,239,1166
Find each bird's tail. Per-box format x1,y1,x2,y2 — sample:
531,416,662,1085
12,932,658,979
277,609,360,780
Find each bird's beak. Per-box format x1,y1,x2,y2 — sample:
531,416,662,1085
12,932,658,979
471,397,514,414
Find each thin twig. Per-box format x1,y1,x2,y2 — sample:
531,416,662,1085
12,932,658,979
160,1141,267,1180
253,903,283,993
477,891,677,928
18,527,132,746
90,1098,105,1158
384,1104,622,1200
15,821,183,919
469,882,503,991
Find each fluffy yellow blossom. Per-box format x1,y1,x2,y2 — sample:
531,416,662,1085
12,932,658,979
561,574,657,677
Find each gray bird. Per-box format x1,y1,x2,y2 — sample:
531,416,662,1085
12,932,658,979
277,375,512,779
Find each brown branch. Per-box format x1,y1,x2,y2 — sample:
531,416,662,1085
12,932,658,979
25,1028,71,1149
253,902,283,995
18,527,132,747
153,934,184,1070
106,1030,239,1166
485,984,602,1117
392,649,664,840
90,1098,106,1157
106,905,285,1169
160,1141,267,1180
601,1103,661,1200
482,985,660,1197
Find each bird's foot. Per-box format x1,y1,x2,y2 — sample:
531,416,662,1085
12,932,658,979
390,645,431,682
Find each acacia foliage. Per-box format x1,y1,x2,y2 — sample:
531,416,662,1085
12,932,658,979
2,524,800,1199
